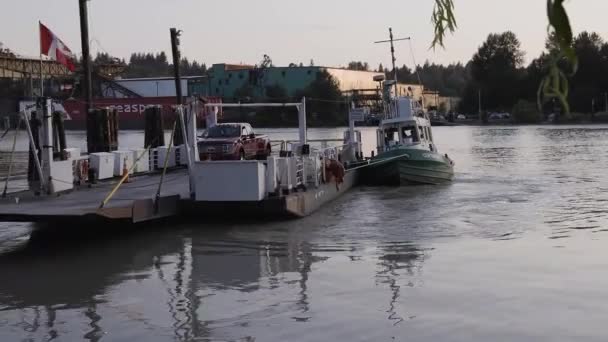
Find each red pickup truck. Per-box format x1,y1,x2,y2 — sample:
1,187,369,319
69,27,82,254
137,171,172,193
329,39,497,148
198,123,272,160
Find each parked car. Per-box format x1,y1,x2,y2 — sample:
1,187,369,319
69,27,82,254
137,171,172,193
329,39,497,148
198,123,271,160
489,112,511,120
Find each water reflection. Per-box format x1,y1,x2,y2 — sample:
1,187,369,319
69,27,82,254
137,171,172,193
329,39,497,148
0,231,185,341
375,242,427,326
0,223,435,341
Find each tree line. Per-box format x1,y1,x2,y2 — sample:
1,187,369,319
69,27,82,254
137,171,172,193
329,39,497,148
346,60,468,98
460,31,608,122
93,52,207,78
92,29,608,124
346,30,608,122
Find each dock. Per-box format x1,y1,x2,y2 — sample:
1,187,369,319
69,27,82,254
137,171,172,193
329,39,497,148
0,169,187,224
180,170,357,219
0,166,360,224
0,94,368,227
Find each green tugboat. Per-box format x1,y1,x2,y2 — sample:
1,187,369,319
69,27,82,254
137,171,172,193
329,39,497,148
362,78,454,185
360,28,454,185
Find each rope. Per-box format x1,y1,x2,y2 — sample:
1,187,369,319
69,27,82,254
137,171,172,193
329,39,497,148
154,119,178,209
2,117,21,198
97,133,161,208
345,154,408,172
98,143,156,208
408,39,423,87
0,126,11,142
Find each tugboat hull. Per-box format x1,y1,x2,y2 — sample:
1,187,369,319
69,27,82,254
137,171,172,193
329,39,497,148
363,149,454,185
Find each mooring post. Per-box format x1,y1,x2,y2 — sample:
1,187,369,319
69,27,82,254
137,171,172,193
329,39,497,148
298,97,307,145
170,28,185,146
170,27,195,198
41,98,53,181
187,102,199,162
23,110,46,194
78,0,94,153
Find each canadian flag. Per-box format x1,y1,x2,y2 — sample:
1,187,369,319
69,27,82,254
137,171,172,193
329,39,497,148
39,22,76,72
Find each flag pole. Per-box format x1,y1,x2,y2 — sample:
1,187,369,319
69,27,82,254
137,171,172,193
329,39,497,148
38,21,44,97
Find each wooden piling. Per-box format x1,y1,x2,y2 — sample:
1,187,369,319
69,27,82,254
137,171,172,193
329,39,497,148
27,111,41,186
144,106,165,148
87,108,119,153
52,111,67,159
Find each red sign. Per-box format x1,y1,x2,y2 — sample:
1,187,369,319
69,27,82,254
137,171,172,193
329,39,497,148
62,96,222,123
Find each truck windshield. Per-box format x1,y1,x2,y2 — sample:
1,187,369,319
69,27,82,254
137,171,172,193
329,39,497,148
205,125,241,138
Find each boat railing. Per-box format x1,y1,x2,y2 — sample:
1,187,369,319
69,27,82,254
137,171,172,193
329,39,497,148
269,139,356,189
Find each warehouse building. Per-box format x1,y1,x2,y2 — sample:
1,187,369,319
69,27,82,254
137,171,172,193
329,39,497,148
104,64,385,99
201,63,384,98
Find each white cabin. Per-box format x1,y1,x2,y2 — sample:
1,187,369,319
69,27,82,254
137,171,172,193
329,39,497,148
376,96,437,154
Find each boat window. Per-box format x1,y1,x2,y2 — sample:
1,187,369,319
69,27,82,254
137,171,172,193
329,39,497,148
419,127,425,140
428,127,434,142
384,128,399,147
401,126,418,144
205,125,241,138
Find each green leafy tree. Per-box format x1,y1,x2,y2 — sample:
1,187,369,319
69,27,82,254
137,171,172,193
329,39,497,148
470,32,524,111
512,99,542,123
93,52,123,65
0,41,15,57
347,61,370,71
431,0,576,114
253,84,290,126
297,71,344,126
569,32,607,113
233,84,255,102
124,52,206,78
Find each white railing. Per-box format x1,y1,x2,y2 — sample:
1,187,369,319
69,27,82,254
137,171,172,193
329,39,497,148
268,138,358,190
295,158,304,186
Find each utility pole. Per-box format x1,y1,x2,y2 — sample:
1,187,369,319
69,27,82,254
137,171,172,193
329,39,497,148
78,0,94,152
170,28,194,198
170,28,184,146
374,28,410,98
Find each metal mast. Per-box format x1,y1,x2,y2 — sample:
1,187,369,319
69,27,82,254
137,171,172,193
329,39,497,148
375,28,410,98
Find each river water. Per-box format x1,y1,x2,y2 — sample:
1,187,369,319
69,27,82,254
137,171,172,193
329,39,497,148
2,125,608,341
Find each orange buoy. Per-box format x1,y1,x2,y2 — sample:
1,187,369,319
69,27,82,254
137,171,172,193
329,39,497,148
122,157,130,183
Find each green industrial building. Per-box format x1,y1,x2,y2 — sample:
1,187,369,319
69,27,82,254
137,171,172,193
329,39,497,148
189,63,384,99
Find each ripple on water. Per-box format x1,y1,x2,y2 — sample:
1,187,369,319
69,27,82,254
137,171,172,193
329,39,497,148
2,126,608,341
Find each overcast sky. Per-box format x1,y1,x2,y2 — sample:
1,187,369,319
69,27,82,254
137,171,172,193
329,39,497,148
1,0,607,69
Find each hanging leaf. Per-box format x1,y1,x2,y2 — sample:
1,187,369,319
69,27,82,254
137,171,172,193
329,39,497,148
430,1,578,118
538,0,576,117
431,0,457,49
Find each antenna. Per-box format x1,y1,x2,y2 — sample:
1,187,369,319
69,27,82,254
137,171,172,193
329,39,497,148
374,28,410,98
